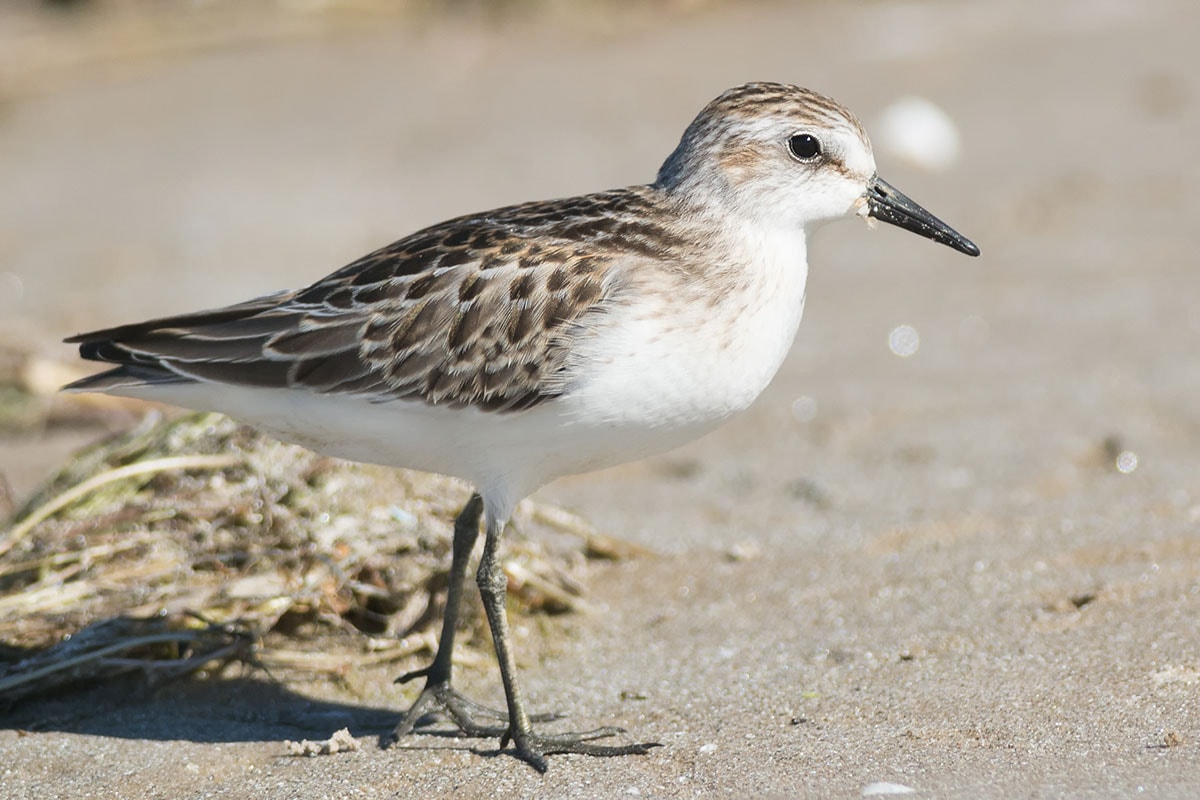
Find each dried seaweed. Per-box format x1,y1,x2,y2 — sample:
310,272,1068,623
0,411,616,707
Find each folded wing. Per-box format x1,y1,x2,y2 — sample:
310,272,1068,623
66,209,624,413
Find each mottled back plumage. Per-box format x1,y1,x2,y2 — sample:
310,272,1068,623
67,81,976,427
62,82,979,771
67,186,694,412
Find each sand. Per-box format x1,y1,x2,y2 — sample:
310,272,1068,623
1,0,1198,796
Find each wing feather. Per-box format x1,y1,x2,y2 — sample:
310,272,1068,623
63,188,676,411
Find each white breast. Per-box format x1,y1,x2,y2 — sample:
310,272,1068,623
111,224,810,517
562,222,810,434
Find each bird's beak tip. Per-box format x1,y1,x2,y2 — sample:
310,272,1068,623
866,175,980,258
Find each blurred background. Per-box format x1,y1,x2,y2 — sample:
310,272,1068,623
0,0,1195,544
1,1,1198,794
1,0,1193,506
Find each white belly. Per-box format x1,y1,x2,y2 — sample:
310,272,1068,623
131,381,719,522
120,226,811,518
562,224,810,431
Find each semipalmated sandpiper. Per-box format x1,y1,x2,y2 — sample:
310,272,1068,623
65,82,979,771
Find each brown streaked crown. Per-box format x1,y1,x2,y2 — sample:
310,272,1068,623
66,83,855,414
656,82,867,192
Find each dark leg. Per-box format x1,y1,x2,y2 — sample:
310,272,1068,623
388,494,511,741
409,493,483,687
475,511,661,771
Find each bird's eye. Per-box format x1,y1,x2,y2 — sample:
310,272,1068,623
787,133,822,162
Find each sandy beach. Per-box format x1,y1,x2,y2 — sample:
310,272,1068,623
2,1,1198,797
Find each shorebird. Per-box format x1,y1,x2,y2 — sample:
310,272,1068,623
65,82,979,771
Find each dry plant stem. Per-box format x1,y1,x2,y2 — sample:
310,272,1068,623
504,560,591,614
0,412,604,708
0,536,150,582
0,453,243,555
0,629,246,696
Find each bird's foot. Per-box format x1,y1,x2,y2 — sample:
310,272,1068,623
387,669,660,771
502,727,662,773
388,669,562,742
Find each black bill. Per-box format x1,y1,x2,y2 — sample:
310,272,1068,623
867,176,980,257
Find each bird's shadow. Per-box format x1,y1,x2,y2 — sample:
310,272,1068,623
2,671,558,769
0,670,412,745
